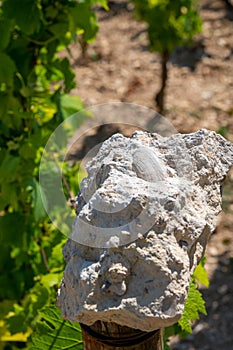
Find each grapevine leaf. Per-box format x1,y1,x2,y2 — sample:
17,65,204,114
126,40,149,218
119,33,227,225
0,18,13,50
29,305,83,350
90,0,109,10
0,182,18,211
40,273,62,288
48,22,69,42
5,313,28,335
48,238,66,271
0,153,20,182
0,319,30,343
23,283,50,319
3,0,42,35
0,91,21,118
178,280,207,335
60,94,84,119
19,142,37,160
193,261,210,287
60,58,76,93
132,0,202,53
0,213,25,247
70,3,99,42
31,180,47,222
0,53,16,86
4,283,50,337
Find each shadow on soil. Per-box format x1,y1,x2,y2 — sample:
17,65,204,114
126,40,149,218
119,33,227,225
202,0,233,21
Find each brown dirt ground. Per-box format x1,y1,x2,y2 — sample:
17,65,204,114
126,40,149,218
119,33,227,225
66,1,233,349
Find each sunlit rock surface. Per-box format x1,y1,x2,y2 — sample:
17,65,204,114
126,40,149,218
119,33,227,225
57,129,233,331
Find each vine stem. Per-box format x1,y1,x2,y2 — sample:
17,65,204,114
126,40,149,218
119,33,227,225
34,236,50,273
155,50,170,114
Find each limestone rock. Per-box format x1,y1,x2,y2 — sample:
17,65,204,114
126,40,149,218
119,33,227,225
57,129,233,331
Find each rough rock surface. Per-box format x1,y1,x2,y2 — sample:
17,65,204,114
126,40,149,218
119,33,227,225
57,129,233,331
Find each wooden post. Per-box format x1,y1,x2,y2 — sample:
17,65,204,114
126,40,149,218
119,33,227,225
81,321,162,350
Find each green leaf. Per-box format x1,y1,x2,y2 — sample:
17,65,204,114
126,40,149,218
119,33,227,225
31,180,47,222
0,153,20,182
0,53,16,86
0,91,21,119
178,280,207,335
6,312,28,335
5,283,50,336
0,18,13,50
60,94,83,119
30,305,83,350
60,58,76,93
89,0,109,10
0,182,19,210
193,261,209,287
40,273,62,288
132,0,202,53
19,142,37,160
3,0,42,35
70,3,99,42
48,238,66,271
23,283,50,317
48,21,69,42
7,140,20,151
8,36,35,80
0,213,25,247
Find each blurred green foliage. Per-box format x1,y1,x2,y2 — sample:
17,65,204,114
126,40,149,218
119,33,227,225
0,0,107,348
131,0,202,112
132,0,202,53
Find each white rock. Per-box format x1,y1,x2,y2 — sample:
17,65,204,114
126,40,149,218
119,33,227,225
57,129,233,331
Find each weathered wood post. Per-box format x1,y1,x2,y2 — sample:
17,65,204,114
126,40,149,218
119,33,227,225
80,322,162,349
57,129,233,349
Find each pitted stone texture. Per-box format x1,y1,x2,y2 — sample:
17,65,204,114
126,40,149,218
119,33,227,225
57,129,233,331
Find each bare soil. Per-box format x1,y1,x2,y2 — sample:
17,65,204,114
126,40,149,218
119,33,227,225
67,1,233,349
